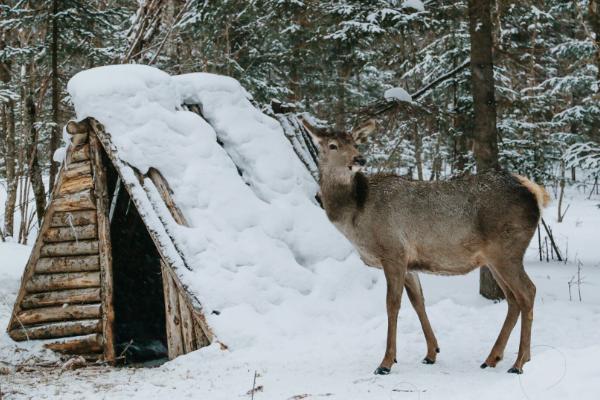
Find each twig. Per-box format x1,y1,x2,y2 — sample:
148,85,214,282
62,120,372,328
540,218,563,262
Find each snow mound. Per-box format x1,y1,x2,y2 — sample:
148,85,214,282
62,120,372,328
384,86,412,102
67,65,383,350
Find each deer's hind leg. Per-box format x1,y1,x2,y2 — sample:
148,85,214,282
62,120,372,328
486,259,536,374
405,272,439,364
481,267,520,369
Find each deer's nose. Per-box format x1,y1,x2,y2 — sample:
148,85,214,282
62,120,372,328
354,156,366,166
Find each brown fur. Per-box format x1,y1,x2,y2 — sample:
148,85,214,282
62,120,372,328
304,118,542,375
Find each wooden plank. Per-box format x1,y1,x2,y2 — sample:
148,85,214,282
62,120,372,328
9,319,101,341
21,288,101,309
44,224,97,243
44,333,103,354
70,144,90,163
16,304,101,326
50,210,97,227
25,272,100,292
162,262,184,359
147,168,189,225
59,175,93,196
53,190,96,212
40,240,99,257
36,255,100,274
90,133,116,363
193,320,209,349
178,292,196,353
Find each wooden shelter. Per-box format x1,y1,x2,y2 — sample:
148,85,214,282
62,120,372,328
7,118,213,363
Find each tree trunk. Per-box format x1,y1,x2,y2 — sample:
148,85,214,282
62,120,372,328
468,0,504,300
3,101,18,238
589,0,600,141
1,35,17,239
557,160,566,223
589,0,600,80
25,91,47,227
413,123,423,180
49,0,61,191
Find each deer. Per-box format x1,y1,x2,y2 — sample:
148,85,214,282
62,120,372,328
302,117,548,375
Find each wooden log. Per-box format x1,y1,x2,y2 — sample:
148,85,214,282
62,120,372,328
44,224,97,243
178,292,196,353
59,175,93,196
90,133,116,363
66,120,90,147
66,120,90,135
44,333,103,354
193,320,210,348
25,272,100,292
63,161,92,180
162,264,184,359
6,147,69,332
50,210,97,227
9,319,101,341
21,288,101,309
70,144,90,163
53,191,96,212
36,255,100,274
147,168,189,225
16,304,101,326
40,240,99,257
71,133,89,146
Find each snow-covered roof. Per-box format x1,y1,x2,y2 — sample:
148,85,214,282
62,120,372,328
67,65,383,349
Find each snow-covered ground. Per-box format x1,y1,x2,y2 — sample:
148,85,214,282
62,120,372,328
1,187,598,399
2,179,599,399
1,64,598,399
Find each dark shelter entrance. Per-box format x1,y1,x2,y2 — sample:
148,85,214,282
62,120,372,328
105,155,168,364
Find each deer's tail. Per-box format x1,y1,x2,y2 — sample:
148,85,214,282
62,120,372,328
513,174,551,211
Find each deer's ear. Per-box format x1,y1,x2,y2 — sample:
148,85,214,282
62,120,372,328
300,115,327,145
352,119,377,144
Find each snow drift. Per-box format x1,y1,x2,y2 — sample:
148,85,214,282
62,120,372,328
67,65,384,350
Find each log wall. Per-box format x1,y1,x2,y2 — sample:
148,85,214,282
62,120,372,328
8,117,213,363
7,125,106,360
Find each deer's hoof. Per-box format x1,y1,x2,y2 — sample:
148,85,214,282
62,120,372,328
507,367,523,374
374,366,391,375
422,357,435,365
480,363,488,369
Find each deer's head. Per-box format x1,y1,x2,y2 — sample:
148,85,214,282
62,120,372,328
302,118,376,173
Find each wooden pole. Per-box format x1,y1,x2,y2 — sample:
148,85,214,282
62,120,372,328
90,133,116,363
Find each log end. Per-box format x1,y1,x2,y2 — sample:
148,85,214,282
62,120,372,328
66,120,90,135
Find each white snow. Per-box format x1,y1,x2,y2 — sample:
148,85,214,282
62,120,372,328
384,86,413,102
402,0,425,12
1,65,599,399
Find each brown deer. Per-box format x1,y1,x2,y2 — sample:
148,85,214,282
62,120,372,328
303,118,548,375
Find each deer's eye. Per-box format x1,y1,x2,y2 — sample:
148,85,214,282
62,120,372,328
329,143,338,150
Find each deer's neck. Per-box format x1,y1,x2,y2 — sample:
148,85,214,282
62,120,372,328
319,167,369,222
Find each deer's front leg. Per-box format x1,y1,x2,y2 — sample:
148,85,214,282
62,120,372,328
375,262,407,375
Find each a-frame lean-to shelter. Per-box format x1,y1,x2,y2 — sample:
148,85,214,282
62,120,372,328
7,118,213,363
